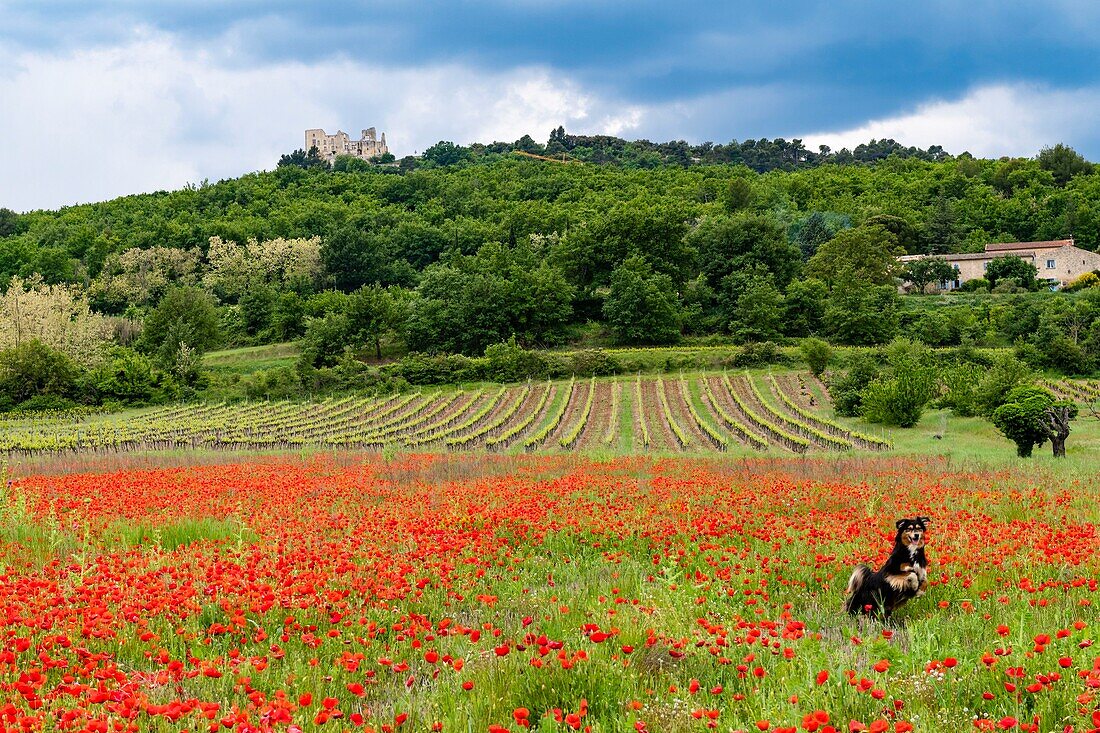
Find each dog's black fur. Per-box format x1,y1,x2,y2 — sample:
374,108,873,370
844,517,930,617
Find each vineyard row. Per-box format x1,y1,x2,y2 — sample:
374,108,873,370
1,372,896,455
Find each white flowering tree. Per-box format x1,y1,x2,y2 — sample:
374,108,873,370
203,236,323,301
0,276,112,366
90,246,202,308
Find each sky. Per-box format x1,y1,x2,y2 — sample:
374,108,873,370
2,1,1100,212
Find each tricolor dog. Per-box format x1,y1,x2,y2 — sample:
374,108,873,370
844,517,930,617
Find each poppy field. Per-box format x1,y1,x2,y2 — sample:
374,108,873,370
1,452,1098,733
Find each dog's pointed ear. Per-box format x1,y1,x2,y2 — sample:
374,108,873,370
917,516,931,526
896,519,907,530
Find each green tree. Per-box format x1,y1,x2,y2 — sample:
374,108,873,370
238,285,276,337
138,286,220,367
86,347,161,403
723,178,754,212
1037,144,1093,186
824,283,899,345
863,214,923,255
829,353,880,417
278,146,329,169
602,256,681,345
686,214,800,289
272,292,307,341
793,212,832,259
992,386,1077,457
782,278,828,337
321,226,416,292
940,361,984,417
512,134,543,154
800,338,833,378
0,340,81,408
720,269,784,343
923,197,960,254
0,207,23,238
985,256,1038,290
347,285,399,360
902,257,958,293
422,141,472,167
860,339,937,428
973,355,1034,417
805,225,902,288
403,267,509,355
333,155,372,172
680,274,720,335
300,312,353,368
402,245,573,355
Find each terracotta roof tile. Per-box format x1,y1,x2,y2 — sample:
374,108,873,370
984,239,1073,252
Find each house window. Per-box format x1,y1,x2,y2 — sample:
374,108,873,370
1046,259,1056,269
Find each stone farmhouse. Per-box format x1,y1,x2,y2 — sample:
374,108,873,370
899,239,1100,290
305,127,388,163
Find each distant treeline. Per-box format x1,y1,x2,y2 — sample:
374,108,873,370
462,129,953,170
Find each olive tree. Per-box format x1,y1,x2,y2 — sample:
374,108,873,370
991,386,1077,457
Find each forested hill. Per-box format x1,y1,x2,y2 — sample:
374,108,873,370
1,137,1097,292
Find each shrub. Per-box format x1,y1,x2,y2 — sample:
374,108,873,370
1063,271,1100,292
991,277,1023,294
1012,341,1045,371
800,338,833,377
484,339,552,382
85,348,162,404
938,363,983,416
728,341,785,368
384,353,489,385
959,278,990,293
568,349,621,377
986,256,1038,290
859,339,937,428
829,353,880,417
0,340,83,408
973,355,1035,417
1036,334,1093,376
14,394,78,412
242,367,304,401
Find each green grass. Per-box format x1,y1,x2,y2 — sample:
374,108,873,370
203,342,302,374
107,516,255,551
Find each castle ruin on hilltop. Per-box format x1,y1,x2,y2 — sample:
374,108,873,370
305,127,389,163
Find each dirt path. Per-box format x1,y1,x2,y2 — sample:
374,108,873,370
662,378,711,449
547,379,592,447
639,378,677,451
577,381,615,451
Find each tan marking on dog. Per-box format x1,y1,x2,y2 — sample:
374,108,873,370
885,572,917,593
